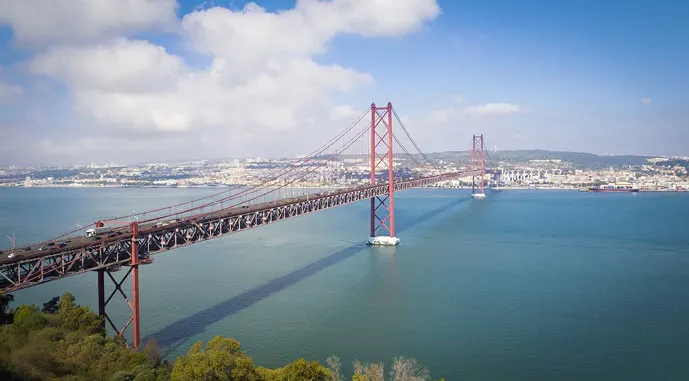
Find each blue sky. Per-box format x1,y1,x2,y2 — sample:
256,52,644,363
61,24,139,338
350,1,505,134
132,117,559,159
0,0,687,165
321,0,689,155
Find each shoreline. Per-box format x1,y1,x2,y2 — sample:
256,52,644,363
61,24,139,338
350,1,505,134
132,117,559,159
1,184,686,192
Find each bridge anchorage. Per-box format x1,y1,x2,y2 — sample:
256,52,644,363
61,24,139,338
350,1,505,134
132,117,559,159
0,101,488,349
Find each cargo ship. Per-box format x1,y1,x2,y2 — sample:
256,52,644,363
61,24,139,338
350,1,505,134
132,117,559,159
587,184,639,193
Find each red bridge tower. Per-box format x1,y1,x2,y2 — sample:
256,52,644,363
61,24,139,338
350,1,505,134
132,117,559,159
471,134,486,199
368,102,400,246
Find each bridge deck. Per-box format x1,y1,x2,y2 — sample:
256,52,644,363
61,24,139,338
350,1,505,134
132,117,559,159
0,171,471,293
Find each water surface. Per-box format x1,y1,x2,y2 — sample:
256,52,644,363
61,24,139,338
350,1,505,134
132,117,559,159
2,187,688,380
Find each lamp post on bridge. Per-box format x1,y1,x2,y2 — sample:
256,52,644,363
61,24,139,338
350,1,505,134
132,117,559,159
5,230,16,256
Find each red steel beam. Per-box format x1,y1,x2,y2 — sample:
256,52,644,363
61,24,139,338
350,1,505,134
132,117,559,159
370,103,376,237
130,222,140,350
387,102,395,237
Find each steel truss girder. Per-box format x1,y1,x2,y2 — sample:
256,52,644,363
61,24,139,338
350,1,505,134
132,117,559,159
0,170,475,293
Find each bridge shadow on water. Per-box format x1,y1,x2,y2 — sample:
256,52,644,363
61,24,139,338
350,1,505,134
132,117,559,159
148,195,470,354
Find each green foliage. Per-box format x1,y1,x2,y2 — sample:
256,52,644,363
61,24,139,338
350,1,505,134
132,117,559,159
0,293,170,381
12,305,42,327
171,336,261,381
41,296,60,314
256,366,280,380
1,295,441,381
143,338,162,367
274,358,331,381
429,149,650,169
172,336,331,381
57,292,103,334
0,294,14,324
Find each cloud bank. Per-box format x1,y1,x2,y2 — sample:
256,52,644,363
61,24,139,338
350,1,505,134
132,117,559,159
0,0,441,163
463,102,522,117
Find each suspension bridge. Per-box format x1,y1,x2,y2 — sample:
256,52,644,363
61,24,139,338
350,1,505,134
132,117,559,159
0,102,488,349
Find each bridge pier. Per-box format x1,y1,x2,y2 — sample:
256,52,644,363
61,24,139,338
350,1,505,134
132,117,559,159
97,269,105,325
95,222,141,350
130,222,140,350
368,102,399,246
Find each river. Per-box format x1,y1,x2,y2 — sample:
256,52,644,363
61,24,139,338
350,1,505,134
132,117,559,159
2,187,689,380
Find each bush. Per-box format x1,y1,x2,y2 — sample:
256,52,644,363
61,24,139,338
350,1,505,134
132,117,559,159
0,293,170,380
1,295,442,380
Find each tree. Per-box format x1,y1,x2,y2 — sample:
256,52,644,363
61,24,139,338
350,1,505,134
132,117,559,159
353,360,384,381
278,358,330,381
0,293,169,380
0,293,13,324
110,364,170,381
0,362,21,381
1,296,442,381
57,292,103,334
41,296,60,314
389,357,430,381
143,338,162,366
350,357,437,381
171,336,261,381
326,355,343,381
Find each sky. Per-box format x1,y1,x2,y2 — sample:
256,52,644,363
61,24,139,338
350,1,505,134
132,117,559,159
0,0,687,166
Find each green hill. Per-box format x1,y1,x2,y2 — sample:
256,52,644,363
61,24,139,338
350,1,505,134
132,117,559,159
428,149,650,169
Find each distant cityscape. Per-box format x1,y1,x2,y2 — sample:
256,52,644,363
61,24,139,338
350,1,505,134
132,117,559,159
1,151,687,192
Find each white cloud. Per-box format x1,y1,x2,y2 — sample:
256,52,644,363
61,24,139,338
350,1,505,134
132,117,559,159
30,42,373,133
30,39,185,93
297,0,441,38
640,97,652,105
0,0,178,45
37,136,175,156
23,0,436,137
330,105,364,121
0,82,24,102
428,107,456,123
463,102,522,117
180,0,440,75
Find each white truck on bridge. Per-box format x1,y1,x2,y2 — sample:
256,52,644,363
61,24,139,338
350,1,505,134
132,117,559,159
85,226,112,238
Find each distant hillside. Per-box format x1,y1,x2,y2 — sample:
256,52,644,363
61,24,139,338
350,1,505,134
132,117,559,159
427,149,650,169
